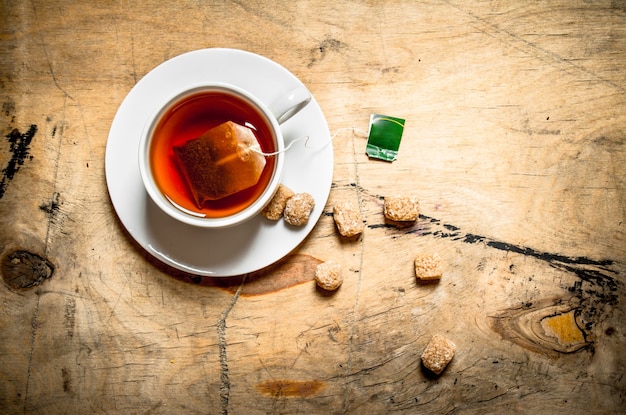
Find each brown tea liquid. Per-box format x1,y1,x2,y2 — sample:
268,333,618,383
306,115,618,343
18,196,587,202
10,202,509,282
149,91,277,218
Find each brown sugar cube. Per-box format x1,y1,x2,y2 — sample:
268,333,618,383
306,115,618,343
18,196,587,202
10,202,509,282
315,261,343,291
283,192,315,226
333,201,364,237
262,184,295,220
414,253,443,282
383,195,419,222
421,334,456,375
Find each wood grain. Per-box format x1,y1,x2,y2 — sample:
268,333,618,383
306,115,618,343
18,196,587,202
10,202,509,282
1,1,625,414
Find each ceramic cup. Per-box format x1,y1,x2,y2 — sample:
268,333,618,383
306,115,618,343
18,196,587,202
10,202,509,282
138,82,311,228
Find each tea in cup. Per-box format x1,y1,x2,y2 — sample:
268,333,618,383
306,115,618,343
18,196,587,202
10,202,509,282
138,82,310,228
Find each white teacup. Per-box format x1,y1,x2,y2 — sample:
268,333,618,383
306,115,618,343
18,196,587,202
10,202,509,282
138,82,310,228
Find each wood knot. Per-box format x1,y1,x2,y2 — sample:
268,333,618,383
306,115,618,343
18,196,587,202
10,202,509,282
487,298,592,357
1,250,55,289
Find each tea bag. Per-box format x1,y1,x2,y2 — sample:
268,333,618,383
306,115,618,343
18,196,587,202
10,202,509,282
365,114,405,162
173,121,266,207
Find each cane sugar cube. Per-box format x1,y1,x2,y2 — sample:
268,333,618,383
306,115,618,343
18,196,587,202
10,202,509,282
262,184,295,220
421,334,456,375
173,121,266,207
315,261,343,291
333,201,364,237
283,192,315,226
414,253,443,282
383,195,419,222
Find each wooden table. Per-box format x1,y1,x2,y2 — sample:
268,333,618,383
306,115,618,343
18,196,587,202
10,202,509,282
1,1,625,413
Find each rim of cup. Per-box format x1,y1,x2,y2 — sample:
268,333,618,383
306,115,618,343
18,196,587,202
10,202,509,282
138,82,285,228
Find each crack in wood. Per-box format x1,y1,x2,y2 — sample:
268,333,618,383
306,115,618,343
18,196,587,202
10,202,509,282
24,293,41,413
441,0,626,93
43,118,65,257
341,128,367,415
409,213,620,345
357,183,621,356
217,275,246,415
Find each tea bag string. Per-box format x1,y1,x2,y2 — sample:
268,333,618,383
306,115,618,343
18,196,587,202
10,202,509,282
249,127,368,157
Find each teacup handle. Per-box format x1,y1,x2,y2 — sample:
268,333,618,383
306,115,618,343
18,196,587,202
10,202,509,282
270,86,312,125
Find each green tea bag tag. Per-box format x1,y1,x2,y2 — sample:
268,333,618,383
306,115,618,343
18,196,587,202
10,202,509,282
365,114,405,162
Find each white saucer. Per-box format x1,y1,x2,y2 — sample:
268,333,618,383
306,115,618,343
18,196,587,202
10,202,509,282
105,49,333,277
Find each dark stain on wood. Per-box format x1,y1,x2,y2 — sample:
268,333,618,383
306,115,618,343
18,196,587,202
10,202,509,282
40,191,62,221
1,250,55,289
255,379,325,398
2,100,15,117
611,0,626,13
375,211,619,291
61,368,71,394
308,35,346,68
0,124,37,199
